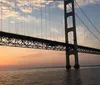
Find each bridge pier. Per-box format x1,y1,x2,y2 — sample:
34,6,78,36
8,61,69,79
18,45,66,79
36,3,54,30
74,64,80,69
74,52,80,69
66,52,71,69
66,65,71,69
65,50,80,69
66,55,80,69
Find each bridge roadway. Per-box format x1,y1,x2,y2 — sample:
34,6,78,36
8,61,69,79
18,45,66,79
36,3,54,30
0,31,100,55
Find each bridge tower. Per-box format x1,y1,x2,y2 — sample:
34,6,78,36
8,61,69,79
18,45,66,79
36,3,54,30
64,0,80,69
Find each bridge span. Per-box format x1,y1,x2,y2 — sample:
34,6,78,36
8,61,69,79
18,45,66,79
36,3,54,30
0,31,100,55
0,0,100,69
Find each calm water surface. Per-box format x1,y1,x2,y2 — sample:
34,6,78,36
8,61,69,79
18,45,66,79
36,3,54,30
0,67,100,85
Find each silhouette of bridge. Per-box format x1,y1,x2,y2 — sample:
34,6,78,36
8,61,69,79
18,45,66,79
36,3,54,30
0,0,100,69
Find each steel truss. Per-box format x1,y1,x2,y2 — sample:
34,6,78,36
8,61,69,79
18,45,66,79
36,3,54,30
0,31,100,55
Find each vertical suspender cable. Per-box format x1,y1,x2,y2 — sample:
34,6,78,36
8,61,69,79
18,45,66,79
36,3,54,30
40,1,42,38
54,1,58,41
22,1,24,35
36,1,38,37
44,2,46,39
47,3,48,39
60,1,63,42
23,1,25,35
15,0,17,34
27,0,29,36
52,1,55,41
53,1,55,41
62,2,64,42
55,1,57,41
8,6,10,33
50,2,52,40
30,0,32,37
26,0,28,36
0,1,2,31
49,2,51,39
32,1,35,37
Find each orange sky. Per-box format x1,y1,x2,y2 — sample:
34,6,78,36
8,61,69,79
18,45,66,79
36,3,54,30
0,46,100,68
0,46,66,68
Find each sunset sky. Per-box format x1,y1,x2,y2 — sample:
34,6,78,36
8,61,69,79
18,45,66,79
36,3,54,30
0,0,100,69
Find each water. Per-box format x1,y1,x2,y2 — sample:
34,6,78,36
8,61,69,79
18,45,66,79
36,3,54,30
0,67,100,85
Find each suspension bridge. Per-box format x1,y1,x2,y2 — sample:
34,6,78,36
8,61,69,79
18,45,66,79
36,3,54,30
0,0,100,69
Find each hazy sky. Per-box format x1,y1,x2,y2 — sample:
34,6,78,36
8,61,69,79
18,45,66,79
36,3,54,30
0,0,100,68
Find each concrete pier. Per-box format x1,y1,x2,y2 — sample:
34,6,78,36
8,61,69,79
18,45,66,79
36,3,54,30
66,65,71,69
74,64,80,69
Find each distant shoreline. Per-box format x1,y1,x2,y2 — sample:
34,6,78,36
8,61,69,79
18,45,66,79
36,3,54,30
0,65,100,71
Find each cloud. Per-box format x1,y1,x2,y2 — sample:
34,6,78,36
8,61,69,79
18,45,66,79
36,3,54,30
1,0,100,12
58,2,64,10
0,7,28,22
0,7,19,19
0,6,40,23
57,0,100,10
19,6,33,13
10,20,15,23
0,0,49,22
76,0,100,7
16,0,54,12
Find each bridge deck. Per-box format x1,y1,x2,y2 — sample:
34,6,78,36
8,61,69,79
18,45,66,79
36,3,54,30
0,31,100,55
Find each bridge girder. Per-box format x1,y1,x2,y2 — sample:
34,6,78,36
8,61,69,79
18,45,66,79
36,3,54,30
0,31,100,55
